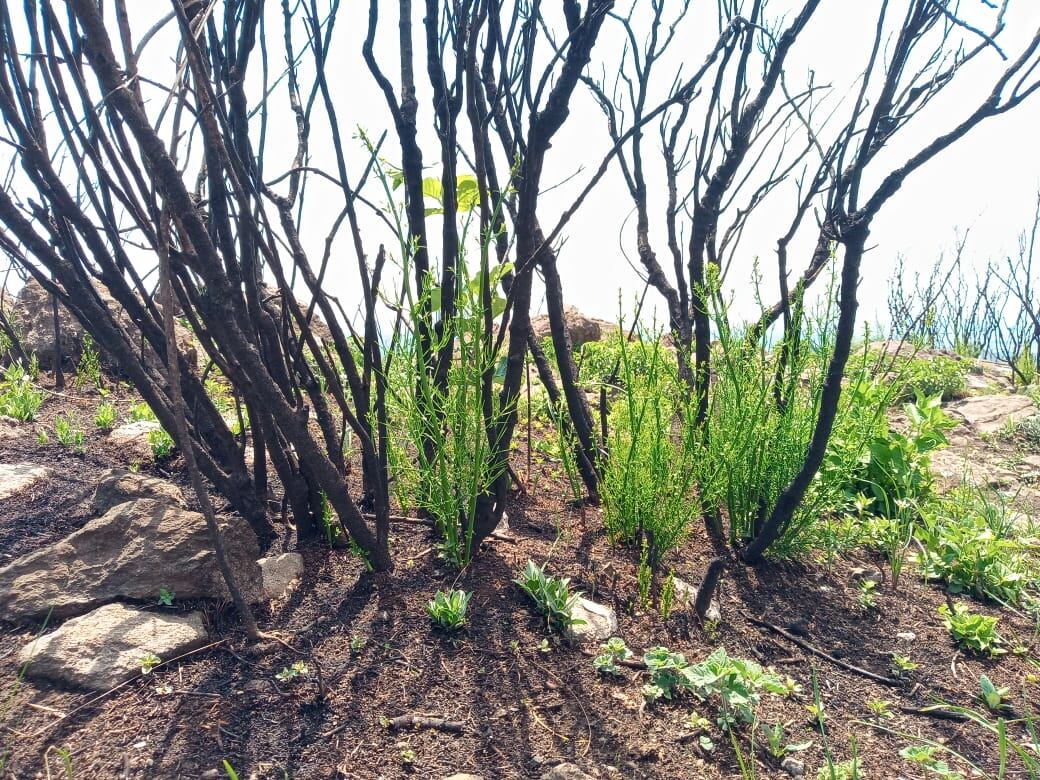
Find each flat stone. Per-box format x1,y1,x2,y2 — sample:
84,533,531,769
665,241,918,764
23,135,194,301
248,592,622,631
565,598,617,643
18,603,207,690
0,416,25,440
0,462,51,500
92,468,187,514
258,552,305,600
108,420,163,460
0,498,261,621
541,764,596,780
946,394,1036,434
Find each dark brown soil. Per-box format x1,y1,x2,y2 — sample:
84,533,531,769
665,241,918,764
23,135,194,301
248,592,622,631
2,381,1038,779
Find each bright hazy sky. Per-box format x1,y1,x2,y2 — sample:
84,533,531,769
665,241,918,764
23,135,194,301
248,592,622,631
3,1,1039,330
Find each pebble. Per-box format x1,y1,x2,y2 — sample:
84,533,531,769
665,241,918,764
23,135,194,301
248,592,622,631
781,757,805,776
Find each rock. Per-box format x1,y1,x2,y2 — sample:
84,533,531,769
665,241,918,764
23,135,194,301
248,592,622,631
781,757,805,777
92,469,187,514
10,278,196,372
541,764,596,780
565,598,617,643
531,306,604,350
17,603,207,690
442,775,484,780
108,420,163,460
0,462,51,501
946,394,1036,434
671,577,721,622
258,552,305,600
0,416,25,440
848,566,883,585
0,498,261,620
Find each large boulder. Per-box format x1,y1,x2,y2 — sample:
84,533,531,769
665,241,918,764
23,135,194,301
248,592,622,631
92,468,187,514
18,603,208,690
0,462,51,501
10,278,196,371
946,394,1036,434
0,499,261,621
531,306,606,350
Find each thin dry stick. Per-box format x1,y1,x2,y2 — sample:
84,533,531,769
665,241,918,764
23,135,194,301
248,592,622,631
745,613,901,687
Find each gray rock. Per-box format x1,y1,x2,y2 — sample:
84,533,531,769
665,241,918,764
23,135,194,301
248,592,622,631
947,394,1036,434
0,462,51,501
258,552,305,600
18,603,207,690
0,498,261,620
672,577,721,622
108,420,163,460
0,416,25,440
781,757,805,777
541,764,596,780
531,306,605,350
565,598,617,643
92,469,187,514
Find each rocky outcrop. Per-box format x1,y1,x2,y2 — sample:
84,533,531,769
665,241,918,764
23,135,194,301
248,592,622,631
531,306,609,350
10,278,196,371
0,462,51,501
0,498,261,621
946,394,1036,434
92,469,187,514
18,603,207,690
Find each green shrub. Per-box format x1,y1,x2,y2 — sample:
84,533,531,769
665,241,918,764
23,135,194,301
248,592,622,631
918,487,1032,604
601,332,697,563
887,353,968,402
128,401,157,422
94,401,118,430
75,332,102,389
0,362,44,421
54,413,84,451
388,266,510,567
514,560,582,631
853,393,954,518
938,602,1005,656
426,589,471,631
148,428,175,459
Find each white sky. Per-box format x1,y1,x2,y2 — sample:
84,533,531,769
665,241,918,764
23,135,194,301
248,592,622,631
3,1,1040,330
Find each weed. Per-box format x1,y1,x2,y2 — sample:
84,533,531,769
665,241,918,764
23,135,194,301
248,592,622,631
514,560,583,631
275,661,309,683
641,646,693,703
938,602,1005,656
148,428,175,459
0,362,44,421
593,637,633,676
601,325,697,564
890,654,919,678
758,721,812,759
138,653,161,675
53,414,84,452
426,589,471,631
128,401,157,422
865,699,893,719
917,487,1032,605
75,332,102,389
157,588,174,607
856,580,878,611
93,401,117,430
978,675,1009,712
349,636,367,656
899,745,965,780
